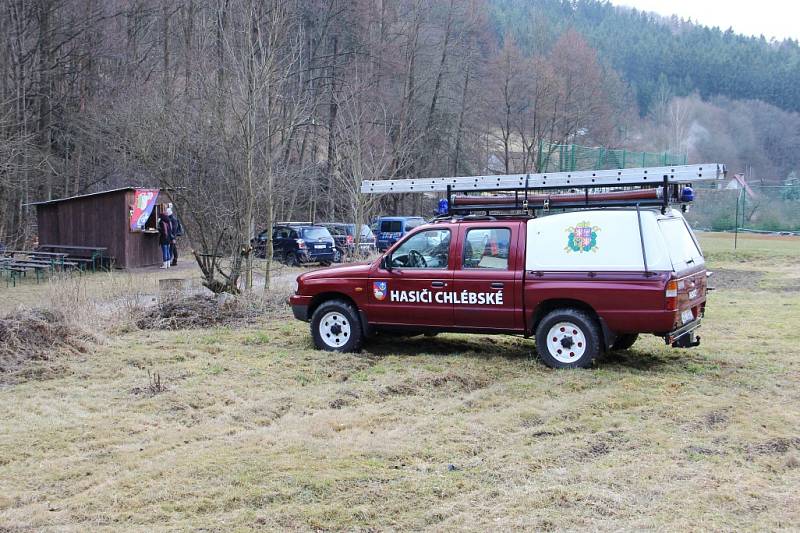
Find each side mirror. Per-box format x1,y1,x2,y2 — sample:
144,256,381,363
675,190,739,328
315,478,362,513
381,255,392,272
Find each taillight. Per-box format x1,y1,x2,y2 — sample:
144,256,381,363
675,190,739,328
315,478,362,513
665,279,678,310
346,235,354,244
296,239,306,249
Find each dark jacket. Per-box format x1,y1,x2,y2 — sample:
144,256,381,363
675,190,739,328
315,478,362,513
168,213,183,237
158,213,174,245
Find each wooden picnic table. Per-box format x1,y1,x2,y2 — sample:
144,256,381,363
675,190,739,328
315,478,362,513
4,250,69,258
2,250,76,270
38,244,108,253
38,244,109,271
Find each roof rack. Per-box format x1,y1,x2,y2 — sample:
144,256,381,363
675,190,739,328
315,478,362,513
361,163,726,215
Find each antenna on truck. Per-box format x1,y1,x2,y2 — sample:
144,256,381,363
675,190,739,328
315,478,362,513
361,163,727,217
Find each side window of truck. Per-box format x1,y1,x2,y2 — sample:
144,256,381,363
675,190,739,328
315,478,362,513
390,229,450,269
463,228,511,269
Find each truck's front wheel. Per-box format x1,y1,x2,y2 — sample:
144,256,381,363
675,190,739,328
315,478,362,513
535,309,600,369
311,300,363,352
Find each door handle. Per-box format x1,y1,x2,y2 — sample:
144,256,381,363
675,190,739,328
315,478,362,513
491,282,504,289
431,281,445,288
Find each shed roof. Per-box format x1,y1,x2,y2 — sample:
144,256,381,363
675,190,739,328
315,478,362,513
25,187,158,207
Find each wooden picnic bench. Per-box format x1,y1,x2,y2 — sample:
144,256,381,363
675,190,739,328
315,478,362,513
4,250,69,266
15,258,79,268
3,250,79,270
0,260,48,285
0,250,82,286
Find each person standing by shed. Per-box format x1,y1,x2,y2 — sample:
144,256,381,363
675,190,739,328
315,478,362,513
158,209,174,269
167,203,182,266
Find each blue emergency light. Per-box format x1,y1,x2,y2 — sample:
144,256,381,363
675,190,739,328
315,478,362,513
437,198,449,215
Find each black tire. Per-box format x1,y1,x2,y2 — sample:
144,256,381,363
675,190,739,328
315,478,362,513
310,300,363,352
611,333,639,351
288,252,300,267
535,308,601,369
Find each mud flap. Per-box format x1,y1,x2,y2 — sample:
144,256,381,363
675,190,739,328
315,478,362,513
597,317,616,351
359,309,375,339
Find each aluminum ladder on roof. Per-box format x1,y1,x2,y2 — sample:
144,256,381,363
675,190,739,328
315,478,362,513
360,163,726,194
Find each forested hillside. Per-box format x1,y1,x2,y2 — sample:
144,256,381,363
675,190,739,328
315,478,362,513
491,0,800,114
0,0,797,259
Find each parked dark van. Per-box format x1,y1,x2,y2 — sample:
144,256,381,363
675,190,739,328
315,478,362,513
374,216,425,252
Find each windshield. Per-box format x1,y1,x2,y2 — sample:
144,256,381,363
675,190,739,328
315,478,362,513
324,225,348,236
658,217,703,270
301,227,332,240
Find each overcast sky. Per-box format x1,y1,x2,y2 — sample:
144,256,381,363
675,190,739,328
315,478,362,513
611,0,798,41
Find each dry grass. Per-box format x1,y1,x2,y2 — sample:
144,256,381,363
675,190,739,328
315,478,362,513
0,234,799,531
135,289,291,330
0,309,94,384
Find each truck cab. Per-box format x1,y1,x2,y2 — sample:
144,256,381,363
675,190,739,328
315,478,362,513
289,208,708,368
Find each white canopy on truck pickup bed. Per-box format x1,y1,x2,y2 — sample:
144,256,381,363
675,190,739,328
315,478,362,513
525,208,703,273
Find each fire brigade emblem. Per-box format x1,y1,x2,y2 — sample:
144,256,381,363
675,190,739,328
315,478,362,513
373,281,388,300
566,221,600,253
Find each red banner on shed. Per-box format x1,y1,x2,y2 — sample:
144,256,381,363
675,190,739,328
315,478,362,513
130,189,160,231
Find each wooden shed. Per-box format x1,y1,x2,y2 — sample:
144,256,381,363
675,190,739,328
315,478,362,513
30,187,169,268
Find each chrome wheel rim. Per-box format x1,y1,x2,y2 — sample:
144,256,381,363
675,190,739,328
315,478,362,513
546,321,587,363
319,311,350,348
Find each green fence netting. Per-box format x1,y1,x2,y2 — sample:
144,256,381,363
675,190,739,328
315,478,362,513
537,141,687,172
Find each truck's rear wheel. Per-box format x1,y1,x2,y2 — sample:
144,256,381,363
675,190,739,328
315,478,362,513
311,300,362,352
535,309,600,369
611,333,638,351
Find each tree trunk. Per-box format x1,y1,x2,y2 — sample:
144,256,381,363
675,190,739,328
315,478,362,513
453,63,471,176
325,35,338,219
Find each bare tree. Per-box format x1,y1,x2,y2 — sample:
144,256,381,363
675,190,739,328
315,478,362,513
333,71,414,255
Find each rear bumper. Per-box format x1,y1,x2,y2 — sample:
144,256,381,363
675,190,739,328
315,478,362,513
666,318,701,345
300,251,335,262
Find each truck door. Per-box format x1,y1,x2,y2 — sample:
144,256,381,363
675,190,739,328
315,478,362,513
452,224,523,331
367,228,454,327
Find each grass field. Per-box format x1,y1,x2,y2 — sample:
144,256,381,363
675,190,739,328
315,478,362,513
1,233,799,531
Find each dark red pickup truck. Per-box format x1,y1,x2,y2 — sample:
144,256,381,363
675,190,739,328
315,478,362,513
289,208,707,368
